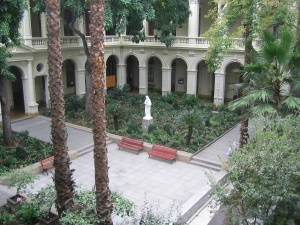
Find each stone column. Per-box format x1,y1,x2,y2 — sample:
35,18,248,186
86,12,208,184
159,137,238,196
25,61,39,114
117,64,126,87
75,69,86,96
186,70,197,95
77,17,84,45
40,13,47,37
44,75,50,108
161,68,172,96
213,72,226,106
23,7,32,46
188,0,199,43
139,66,148,94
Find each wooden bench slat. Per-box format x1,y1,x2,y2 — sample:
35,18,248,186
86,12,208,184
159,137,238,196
40,156,54,175
118,137,144,154
148,144,177,163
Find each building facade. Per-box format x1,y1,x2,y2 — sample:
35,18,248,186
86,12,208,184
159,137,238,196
1,0,259,120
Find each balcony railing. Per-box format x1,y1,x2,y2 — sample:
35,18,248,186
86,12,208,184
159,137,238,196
30,35,260,51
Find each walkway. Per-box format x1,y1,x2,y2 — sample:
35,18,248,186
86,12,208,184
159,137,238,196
0,116,252,224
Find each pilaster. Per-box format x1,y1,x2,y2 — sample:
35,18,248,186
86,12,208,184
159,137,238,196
161,68,172,96
24,61,39,114
116,64,126,87
139,66,148,94
75,69,86,96
188,0,199,43
23,7,32,46
213,72,226,106
186,70,197,95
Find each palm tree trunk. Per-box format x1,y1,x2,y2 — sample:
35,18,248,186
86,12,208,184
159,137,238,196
90,0,113,223
0,75,13,146
46,0,74,215
186,125,193,146
85,61,93,120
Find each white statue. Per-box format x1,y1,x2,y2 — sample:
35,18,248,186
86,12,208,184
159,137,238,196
144,96,152,119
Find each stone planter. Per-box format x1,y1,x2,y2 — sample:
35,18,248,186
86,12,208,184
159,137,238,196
6,194,26,213
38,212,59,225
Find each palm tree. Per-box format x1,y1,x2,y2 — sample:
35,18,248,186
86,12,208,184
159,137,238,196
230,30,300,117
107,103,123,131
179,110,201,146
89,0,113,223
46,0,75,215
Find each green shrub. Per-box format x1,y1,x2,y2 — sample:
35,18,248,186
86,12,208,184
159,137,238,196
148,124,158,133
15,146,28,160
16,202,40,225
108,85,130,99
182,94,198,108
126,122,141,134
65,95,85,113
162,92,178,105
163,123,174,135
3,156,16,168
0,209,15,225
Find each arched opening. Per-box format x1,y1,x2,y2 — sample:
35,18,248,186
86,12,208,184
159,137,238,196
106,56,117,89
197,61,214,102
171,59,187,93
62,59,76,96
126,55,139,91
9,66,25,112
147,57,162,92
225,62,243,102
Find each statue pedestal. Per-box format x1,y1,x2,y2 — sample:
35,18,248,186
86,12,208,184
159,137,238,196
142,117,153,132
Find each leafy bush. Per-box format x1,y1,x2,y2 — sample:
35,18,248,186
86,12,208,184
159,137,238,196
0,209,15,225
182,94,198,108
16,201,40,225
162,92,178,105
148,124,158,133
108,85,130,100
126,122,141,134
163,123,174,135
15,146,28,160
65,95,85,114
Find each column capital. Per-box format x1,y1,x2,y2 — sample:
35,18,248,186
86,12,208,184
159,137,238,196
190,0,198,4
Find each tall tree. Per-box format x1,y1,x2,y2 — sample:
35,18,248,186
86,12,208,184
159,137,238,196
204,0,300,147
209,115,300,225
0,0,27,146
34,0,190,120
46,0,75,215
89,0,113,223
229,30,300,116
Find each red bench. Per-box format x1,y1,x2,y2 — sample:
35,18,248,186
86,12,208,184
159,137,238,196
40,156,54,175
118,137,144,154
148,144,177,163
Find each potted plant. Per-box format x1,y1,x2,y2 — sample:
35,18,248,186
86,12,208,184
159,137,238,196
31,184,59,225
3,168,38,213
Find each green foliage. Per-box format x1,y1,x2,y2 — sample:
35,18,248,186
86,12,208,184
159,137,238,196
0,0,27,79
65,95,85,113
112,191,135,217
163,123,174,135
107,85,129,100
125,122,141,135
209,115,300,225
147,123,158,133
204,0,300,71
15,201,40,225
182,94,198,108
107,103,123,118
162,92,178,105
229,30,300,116
28,184,56,216
4,169,38,194
0,209,14,225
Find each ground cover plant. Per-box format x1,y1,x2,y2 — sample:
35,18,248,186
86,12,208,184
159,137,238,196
0,130,53,174
54,86,240,153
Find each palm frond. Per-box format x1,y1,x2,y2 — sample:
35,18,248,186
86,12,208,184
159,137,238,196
249,104,276,116
281,95,300,110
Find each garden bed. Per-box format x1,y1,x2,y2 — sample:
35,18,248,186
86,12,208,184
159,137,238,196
0,130,54,175
46,87,241,154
